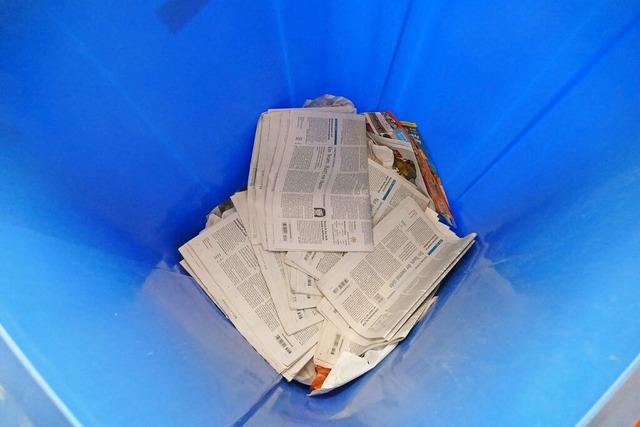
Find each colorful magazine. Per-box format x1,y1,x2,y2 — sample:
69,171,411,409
364,111,455,227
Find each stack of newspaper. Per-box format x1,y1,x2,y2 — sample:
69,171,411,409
179,97,476,394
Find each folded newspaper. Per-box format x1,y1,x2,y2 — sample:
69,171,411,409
179,96,476,394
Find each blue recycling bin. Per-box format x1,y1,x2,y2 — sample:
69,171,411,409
1,1,639,425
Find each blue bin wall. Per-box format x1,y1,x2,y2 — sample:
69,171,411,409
1,0,639,425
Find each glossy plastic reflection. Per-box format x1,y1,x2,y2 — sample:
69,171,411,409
1,0,639,425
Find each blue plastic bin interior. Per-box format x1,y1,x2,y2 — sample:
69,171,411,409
2,1,640,425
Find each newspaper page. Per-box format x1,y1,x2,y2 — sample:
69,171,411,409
310,295,439,394
252,245,323,334
232,189,324,316
232,188,324,314
318,198,475,340
246,114,264,244
267,109,374,252
230,191,250,237
313,320,384,369
263,110,293,249
179,212,321,372
289,266,322,296
316,298,385,345
313,295,437,369
285,250,345,280
289,292,322,310
253,111,285,247
283,344,318,382
317,284,435,344
285,158,435,279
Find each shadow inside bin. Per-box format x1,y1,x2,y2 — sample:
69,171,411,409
157,0,212,33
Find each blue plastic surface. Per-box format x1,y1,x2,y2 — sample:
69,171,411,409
1,1,639,425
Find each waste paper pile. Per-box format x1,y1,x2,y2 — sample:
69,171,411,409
179,95,476,394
